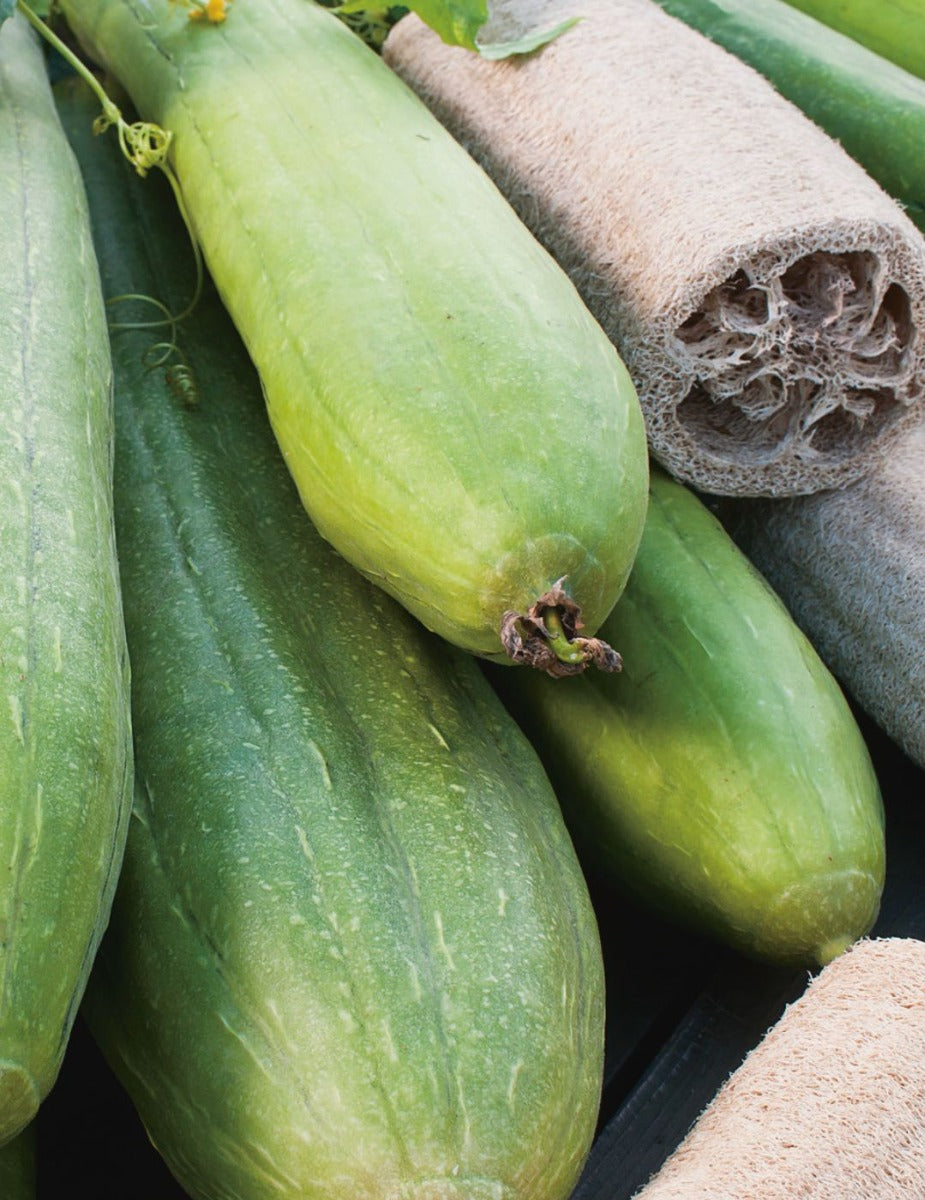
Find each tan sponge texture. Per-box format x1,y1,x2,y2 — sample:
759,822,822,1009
384,0,925,496
632,937,925,1199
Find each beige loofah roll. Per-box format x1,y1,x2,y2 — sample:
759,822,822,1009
384,0,925,496
717,421,925,770
631,937,925,1199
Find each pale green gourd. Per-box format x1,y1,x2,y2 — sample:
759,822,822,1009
59,0,649,673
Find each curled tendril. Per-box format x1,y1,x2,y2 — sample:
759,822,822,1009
108,293,175,336
143,341,176,370
92,112,173,178
17,0,203,327
110,303,200,408
165,361,200,406
119,120,174,178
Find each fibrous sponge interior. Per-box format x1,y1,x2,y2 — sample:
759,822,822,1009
674,250,915,464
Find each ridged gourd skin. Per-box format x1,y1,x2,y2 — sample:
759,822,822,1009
655,0,925,231
491,467,886,968
0,16,133,1146
58,0,649,665
0,1124,35,1200
59,79,605,1200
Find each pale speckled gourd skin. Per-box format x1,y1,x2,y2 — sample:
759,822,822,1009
60,81,605,1200
60,0,649,659
0,16,133,1146
493,468,885,968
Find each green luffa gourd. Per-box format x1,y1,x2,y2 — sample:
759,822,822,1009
0,13,132,1145
59,0,649,673
492,467,886,968
59,77,605,1200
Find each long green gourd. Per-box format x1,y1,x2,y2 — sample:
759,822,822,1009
58,75,605,1200
0,14,132,1145
654,0,925,231
58,0,649,675
492,467,885,968
781,0,925,81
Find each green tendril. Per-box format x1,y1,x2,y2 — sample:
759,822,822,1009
156,162,205,324
142,340,177,371
107,292,175,335
18,0,204,324
107,299,199,407
164,360,200,406
114,115,173,178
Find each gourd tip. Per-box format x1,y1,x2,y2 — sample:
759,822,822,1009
499,577,622,677
0,1061,40,1145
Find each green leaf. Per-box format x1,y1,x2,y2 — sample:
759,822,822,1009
0,0,17,28
477,13,579,58
332,0,577,56
400,0,488,49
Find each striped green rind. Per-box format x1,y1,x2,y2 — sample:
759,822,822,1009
491,467,885,968
654,0,925,231
59,77,605,1200
781,0,925,81
0,1124,36,1200
0,15,132,1145
59,0,649,664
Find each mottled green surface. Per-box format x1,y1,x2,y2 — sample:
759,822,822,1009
493,468,886,967
0,15,132,1145
656,0,925,230
58,78,605,1200
60,0,649,660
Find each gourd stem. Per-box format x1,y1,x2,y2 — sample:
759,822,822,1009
499,579,623,676
542,608,593,666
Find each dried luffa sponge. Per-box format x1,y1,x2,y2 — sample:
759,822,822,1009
631,937,925,1200
717,420,925,771
384,0,925,496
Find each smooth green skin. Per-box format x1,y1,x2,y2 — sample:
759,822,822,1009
655,0,925,231
781,0,925,81
0,15,132,1146
0,1124,36,1200
59,78,605,1200
59,0,649,662
492,468,886,968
